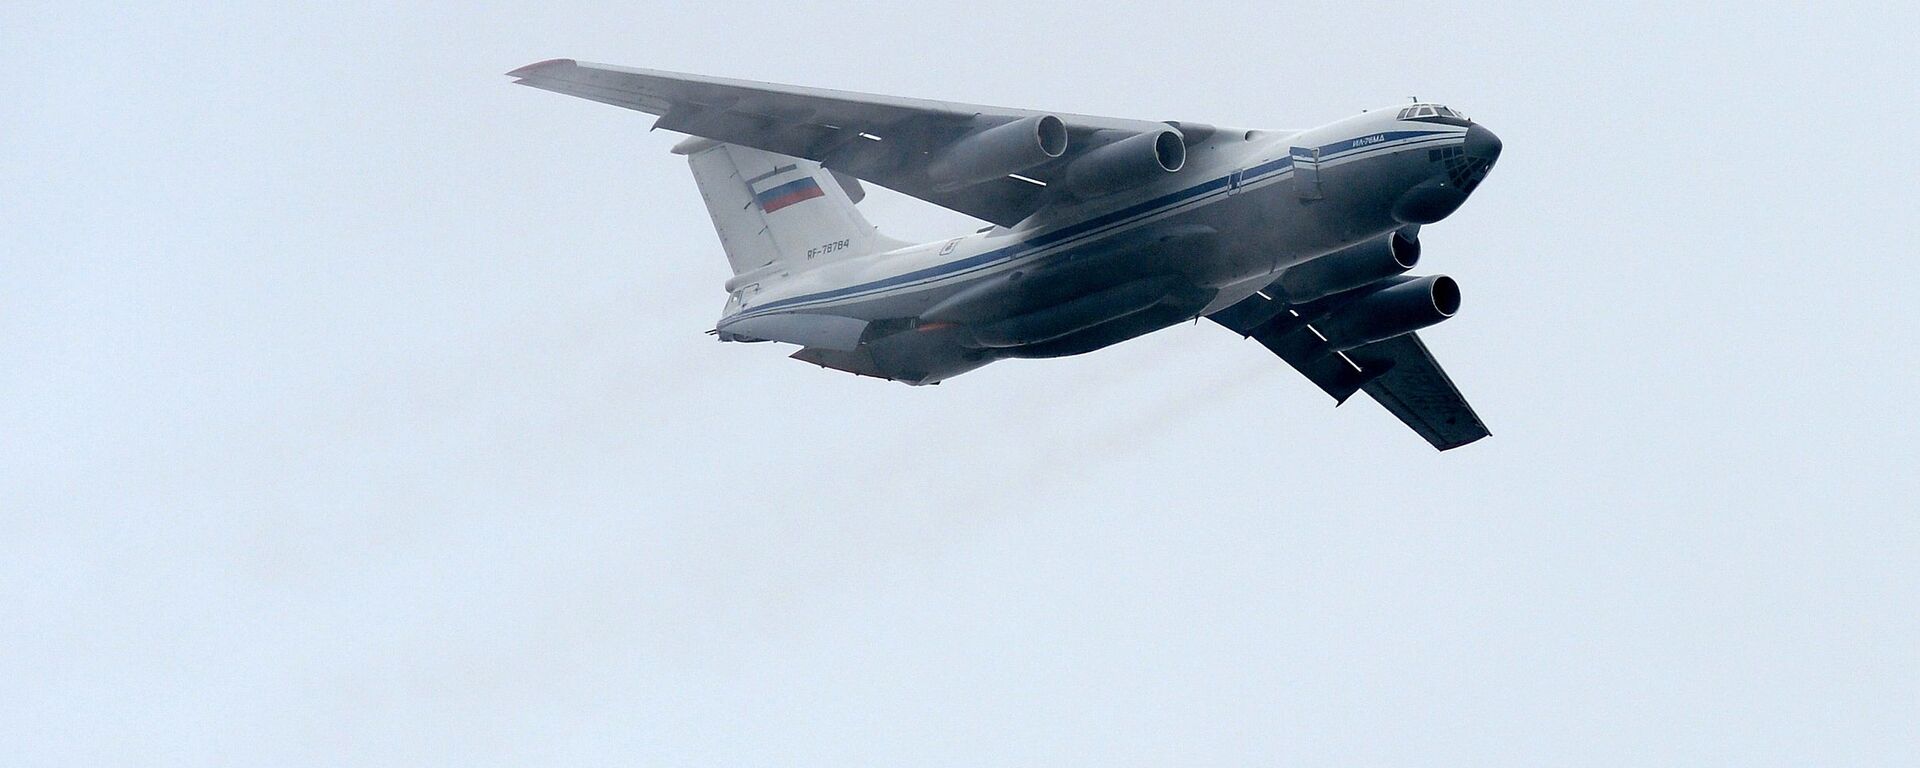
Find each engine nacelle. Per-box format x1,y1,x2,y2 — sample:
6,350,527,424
1063,129,1185,197
1312,275,1460,350
1275,230,1421,303
926,115,1068,191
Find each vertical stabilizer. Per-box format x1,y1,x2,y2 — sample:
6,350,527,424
674,138,898,276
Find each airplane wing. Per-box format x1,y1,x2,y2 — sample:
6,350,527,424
508,59,1186,226
1208,291,1490,451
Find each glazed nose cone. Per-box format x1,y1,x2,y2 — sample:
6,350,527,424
1464,123,1502,163
1393,123,1501,225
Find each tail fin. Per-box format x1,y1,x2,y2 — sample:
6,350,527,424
673,138,899,277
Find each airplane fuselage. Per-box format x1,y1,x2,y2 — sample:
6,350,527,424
717,108,1500,383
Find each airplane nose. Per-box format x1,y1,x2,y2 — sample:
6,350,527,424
1393,122,1501,225
1463,123,1502,163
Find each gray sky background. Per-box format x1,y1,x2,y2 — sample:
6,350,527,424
4,2,1916,765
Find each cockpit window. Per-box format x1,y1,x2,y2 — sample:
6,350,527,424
1399,103,1468,122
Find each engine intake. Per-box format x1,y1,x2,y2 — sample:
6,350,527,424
926,115,1068,191
1064,129,1185,197
1275,230,1421,303
1312,275,1460,350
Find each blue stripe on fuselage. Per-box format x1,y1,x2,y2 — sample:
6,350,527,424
724,129,1456,321
1313,129,1449,160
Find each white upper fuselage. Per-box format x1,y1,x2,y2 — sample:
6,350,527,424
719,108,1475,333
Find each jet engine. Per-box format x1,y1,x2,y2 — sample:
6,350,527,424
926,115,1068,190
1064,129,1185,197
1274,230,1421,303
1311,275,1460,350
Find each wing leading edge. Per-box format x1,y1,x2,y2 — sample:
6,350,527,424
1208,292,1490,451
507,59,1183,226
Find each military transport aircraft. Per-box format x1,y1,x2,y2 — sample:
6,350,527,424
509,60,1502,450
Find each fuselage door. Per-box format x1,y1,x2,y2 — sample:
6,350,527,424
1291,146,1323,200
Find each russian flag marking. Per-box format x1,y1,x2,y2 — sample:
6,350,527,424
754,177,825,213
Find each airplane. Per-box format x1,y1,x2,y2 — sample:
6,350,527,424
508,59,1502,450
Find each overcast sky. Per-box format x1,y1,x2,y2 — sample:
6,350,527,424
4,2,1916,765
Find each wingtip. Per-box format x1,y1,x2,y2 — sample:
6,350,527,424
506,58,577,78
1434,431,1491,451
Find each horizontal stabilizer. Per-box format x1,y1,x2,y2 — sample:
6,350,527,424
719,313,868,351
